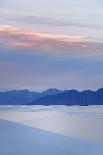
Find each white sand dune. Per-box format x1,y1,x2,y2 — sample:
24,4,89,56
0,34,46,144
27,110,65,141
0,119,103,155
0,106,103,143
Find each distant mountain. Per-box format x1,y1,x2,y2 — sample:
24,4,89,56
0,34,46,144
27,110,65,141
0,88,103,105
30,88,103,106
0,90,40,105
41,88,63,96
0,89,63,105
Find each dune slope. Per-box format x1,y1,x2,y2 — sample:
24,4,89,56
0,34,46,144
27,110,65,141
0,119,103,155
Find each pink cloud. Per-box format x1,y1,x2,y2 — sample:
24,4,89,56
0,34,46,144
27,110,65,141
0,25,103,55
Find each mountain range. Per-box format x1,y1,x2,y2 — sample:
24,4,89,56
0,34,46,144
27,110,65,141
0,88,103,105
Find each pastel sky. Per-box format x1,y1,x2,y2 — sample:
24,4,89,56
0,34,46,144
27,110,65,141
0,0,103,91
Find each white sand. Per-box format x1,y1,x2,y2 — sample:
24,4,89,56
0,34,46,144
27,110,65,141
0,119,103,155
0,105,103,143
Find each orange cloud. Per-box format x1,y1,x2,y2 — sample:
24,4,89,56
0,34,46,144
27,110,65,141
0,24,103,55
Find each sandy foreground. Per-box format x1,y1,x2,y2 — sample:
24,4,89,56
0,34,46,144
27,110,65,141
0,105,103,155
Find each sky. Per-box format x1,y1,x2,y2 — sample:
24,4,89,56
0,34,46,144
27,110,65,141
0,0,103,91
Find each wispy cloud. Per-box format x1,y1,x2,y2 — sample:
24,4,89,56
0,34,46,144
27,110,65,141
0,25,103,55
1,15,103,30
17,15,103,30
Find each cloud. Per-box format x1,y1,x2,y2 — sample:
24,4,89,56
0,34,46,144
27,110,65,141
2,15,103,30
0,24,103,55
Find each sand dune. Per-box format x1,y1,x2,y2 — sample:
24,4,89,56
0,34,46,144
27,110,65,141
0,119,103,155
0,106,103,143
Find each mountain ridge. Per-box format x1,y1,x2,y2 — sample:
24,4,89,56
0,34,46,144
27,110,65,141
0,88,103,105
